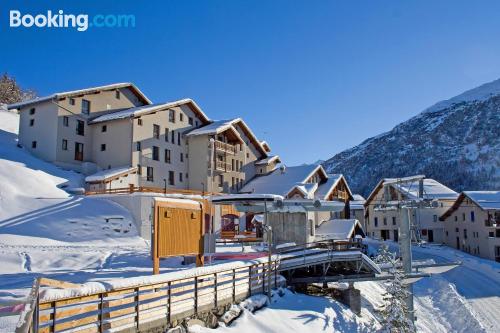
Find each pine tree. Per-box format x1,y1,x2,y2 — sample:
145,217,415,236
375,245,416,333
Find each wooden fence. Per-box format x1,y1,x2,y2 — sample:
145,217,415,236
19,261,280,333
85,185,215,197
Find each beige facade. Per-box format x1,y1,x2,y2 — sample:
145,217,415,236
364,178,457,243
441,192,500,262
10,83,271,194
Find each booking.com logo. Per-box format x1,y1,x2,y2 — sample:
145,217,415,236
9,10,135,32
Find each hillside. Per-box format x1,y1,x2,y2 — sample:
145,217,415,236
323,79,500,196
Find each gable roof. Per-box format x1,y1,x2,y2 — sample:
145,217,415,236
88,99,210,124
365,177,458,207
314,174,353,201
315,219,365,241
255,155,281,166
440,191,500,220
186,118,267,156
240,164,325,196
287,183,319,199
8,82,151,109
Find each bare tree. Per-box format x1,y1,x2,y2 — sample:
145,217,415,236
0,73,37,105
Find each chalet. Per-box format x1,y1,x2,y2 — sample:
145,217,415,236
440,191,500,262
364,177,458,243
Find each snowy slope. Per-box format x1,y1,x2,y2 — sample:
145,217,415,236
323,78,500,196
0,110,149,306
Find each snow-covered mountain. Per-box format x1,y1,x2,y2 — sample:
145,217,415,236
323,78,500,197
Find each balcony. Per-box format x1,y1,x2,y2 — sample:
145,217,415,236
215,160,232,172
209,140,236,155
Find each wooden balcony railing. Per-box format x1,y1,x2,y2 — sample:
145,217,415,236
211,140,236,155
215,160,232,172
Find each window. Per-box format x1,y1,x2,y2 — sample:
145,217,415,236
383,217,387,225
168,171,175,185
490,231,495,238
169,110,175,123
165,128,169,142
81,99,91,115
186,173,188,179
138,118,143,126
455,227,459,232
231,159,235,171
179,172,183,182
31,141,37,148
464,229,467,239
115,90,120,99
374,217,378,227
218,175,224,188
165,149,171,163
29,119,35,126
136,141,141,151
177,132,181,145
240,161,243,171
189,117,193,125
454,215,458,222
392,217,396,225
470,211,475,222
446,231,448,236
63,116,69,127
76,120,85,136
433,215,438,222
102,125,107,132
101,144,106,151
69,98,75,106
147,167,154,182
29,108,35,115
137,164,142,175
62,139,68,150
171,130,175,143
462,213,466,221
152,146,159,161
232,177,235,189
180,153,184,162
74,142,84,161
246,152,250,158
310,219,314,237
180,113,184,122
195,120,199,127
153,124,160,139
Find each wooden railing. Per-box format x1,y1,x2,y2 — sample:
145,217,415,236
85,185,216,196
25,260,280,333
213,140,236,155
215,160,232,172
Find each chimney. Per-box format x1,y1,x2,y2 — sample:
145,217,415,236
418,179,424,198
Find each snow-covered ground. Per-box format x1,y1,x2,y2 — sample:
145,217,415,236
359,239,500,333
1,109,499,332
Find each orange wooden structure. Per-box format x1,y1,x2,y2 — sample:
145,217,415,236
153,198,205,274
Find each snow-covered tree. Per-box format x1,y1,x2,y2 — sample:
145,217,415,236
0,73,37,105
375,245,415,333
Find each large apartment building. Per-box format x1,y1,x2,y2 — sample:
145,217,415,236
364,177,458,243
440,191,500,262
8,83,271,193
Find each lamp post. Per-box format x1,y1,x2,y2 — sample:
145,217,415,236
262,200,272,301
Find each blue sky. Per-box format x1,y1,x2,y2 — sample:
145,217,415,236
2,1,500,165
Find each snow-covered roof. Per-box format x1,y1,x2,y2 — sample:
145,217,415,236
240,164,324,197
288,183,318,199
440,191,500,220
260,141,271,152
185,119,236,136
255,155,281,166
393,178,457,200
315,219,365,241
8,82,151,109
350,194,366,210
314,174,353,200
366,177,458,206
89,99,210,124
85,166,137,183
464,191,500,210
